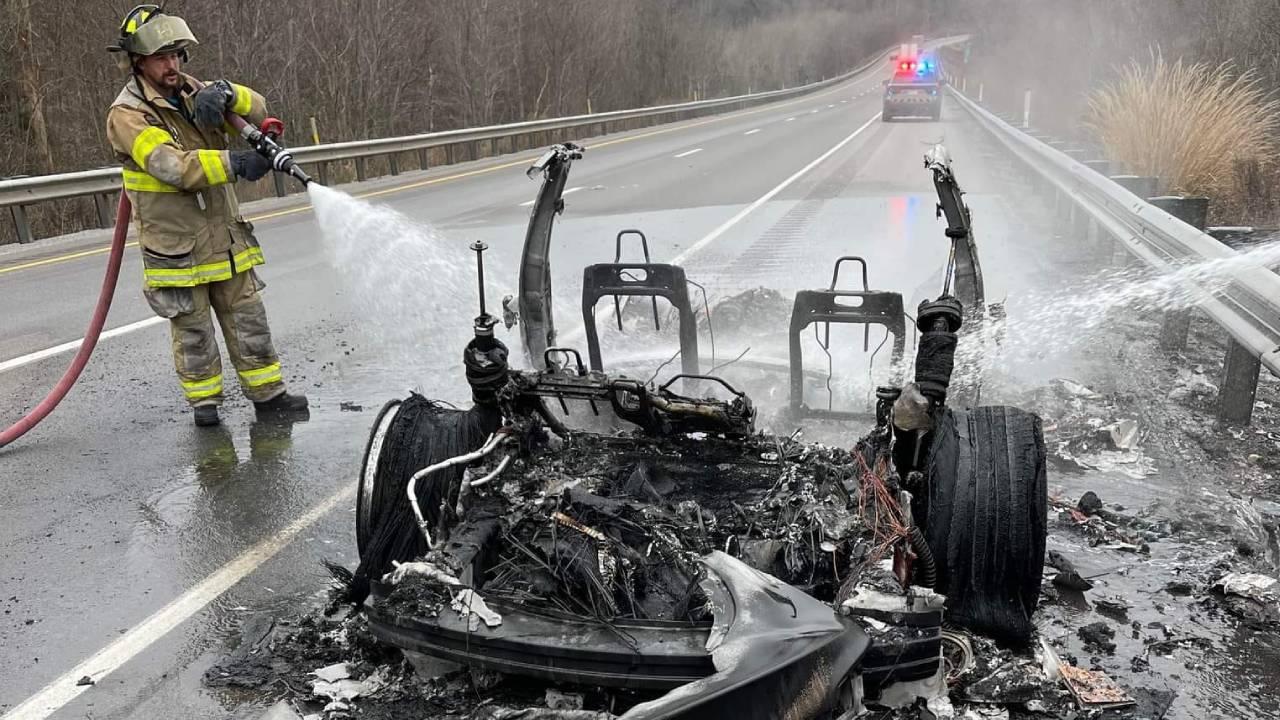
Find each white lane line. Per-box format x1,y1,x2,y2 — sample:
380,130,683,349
0,317,165,375
785,117,796,123
519,185,583,207
3,484,355,720
810,109,819,114
827,104,835,108
562,111,881,344
674,148,703,159
667,112,880,266
743,129,761,136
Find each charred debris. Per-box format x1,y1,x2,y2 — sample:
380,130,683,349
214,145,1061,719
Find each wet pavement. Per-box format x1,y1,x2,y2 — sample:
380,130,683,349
1,62,1279,720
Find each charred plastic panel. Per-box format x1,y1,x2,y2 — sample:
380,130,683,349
368,583,715,689
623,553,870,720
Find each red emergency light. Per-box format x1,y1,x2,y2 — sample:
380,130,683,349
898,60,916,71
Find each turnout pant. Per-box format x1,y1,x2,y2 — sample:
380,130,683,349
145,269,285,406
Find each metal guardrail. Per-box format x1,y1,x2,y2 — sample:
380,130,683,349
0,49,893,244
948,86,1280,379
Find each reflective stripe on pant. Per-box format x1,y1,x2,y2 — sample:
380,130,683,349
160,269,286,406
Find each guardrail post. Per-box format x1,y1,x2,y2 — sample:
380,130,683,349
9,204,34,244
1022,89,1032,129
418,148,430,170
1108,175,1158,264
1062,149,1089,238
1081,160,1110,250
977,83,984,103
1218,339,1263,424
272,172,287,198
1082,159,1111,176
1149,196,1209,351
961,77,967,93
1045,141,1068,219
355,157,368,182
1110,175,1157,200
447,144,457,165
388,154,400,176
317,162,330,186
92,192,114,228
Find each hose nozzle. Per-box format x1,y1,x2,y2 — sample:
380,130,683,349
233,118,313,187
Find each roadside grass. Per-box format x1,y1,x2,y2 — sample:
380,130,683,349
1088,52,1280,221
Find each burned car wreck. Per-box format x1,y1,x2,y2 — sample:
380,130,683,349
342,143,1049,718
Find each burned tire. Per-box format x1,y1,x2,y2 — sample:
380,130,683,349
916,406,1047,644
348,395,501,604
357,399,404,558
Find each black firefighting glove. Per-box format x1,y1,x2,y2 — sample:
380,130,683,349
193,79,235,130
229,150,271,182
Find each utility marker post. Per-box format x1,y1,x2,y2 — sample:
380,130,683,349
1022,89,1032,129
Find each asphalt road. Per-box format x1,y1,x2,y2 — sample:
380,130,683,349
0,63,1063,719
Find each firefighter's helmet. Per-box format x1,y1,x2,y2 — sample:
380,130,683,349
107,5,198,59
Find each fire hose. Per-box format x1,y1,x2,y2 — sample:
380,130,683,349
0,116,310,451
0,192,130,451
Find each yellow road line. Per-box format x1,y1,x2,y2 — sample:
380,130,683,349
0,73,879,277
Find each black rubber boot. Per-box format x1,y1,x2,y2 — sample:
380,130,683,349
193,404,221,427
254,392,310,418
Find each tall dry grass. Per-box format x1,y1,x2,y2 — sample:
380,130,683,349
1088,53,1280,216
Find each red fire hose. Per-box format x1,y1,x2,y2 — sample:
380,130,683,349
0,192,131,450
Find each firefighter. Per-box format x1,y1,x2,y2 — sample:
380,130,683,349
106,5,308,427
